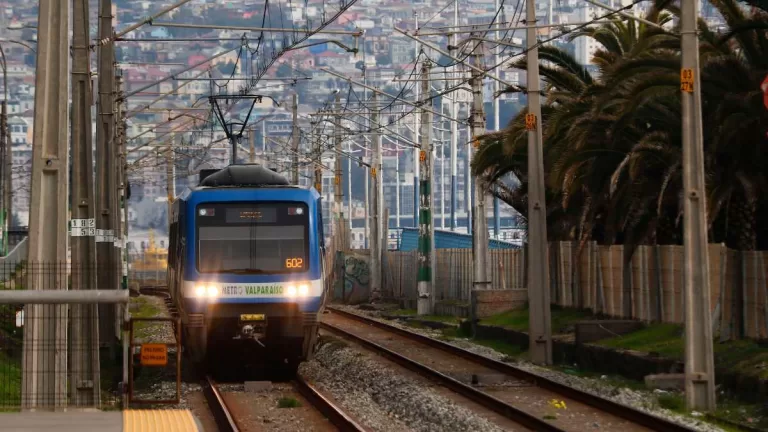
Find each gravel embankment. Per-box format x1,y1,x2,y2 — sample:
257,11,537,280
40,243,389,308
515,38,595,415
300,338,512,432
334,305,725,432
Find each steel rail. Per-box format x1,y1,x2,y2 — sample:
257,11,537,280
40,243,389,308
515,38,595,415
321,320,566,432
326,306,698,432
202,376,241,432
294,375,367,432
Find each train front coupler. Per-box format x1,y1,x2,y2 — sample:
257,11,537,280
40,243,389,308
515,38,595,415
234,314,267,347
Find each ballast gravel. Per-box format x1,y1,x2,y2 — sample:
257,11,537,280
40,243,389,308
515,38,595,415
299,339,509,432
335,305,725,432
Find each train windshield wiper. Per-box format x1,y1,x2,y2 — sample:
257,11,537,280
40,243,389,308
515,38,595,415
218,269,267,274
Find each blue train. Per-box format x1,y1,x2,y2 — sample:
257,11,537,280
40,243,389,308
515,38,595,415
167,164,326,373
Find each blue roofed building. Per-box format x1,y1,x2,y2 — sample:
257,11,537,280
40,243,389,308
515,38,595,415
395,228,522,251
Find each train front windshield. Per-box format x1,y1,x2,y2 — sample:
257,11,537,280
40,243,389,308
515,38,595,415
196,202,309,274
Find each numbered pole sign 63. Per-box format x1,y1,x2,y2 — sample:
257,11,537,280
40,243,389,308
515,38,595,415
525,113,537,131
680,68,694,93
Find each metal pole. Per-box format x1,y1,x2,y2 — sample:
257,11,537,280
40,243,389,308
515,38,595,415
311,126,323,192
364,149,369,248
413,14,421,230
493,0,501,239
113,73,124,293
96,0,117,348
417,60,434,316
681,0,715,411
451,0,458,232
395,139,401,228
122,129,129,292
333,95,344,244
22,0,69,410
370,91,382,301
250,130,256,163
441,115,446,229
292,92,299,184
1,99,7,254
0,290,130,304
525,0,553,365
0,45,8,255
70,0,100,407
0,46,6,256
150,21,363,36
465,106,472,234
347,140,353,238
469,39,490,332
166,147,175,217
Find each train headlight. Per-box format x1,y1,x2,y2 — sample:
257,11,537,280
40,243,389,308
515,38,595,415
286,285,297,297
195,285,206,297
298,284,309,296
207,286,219,297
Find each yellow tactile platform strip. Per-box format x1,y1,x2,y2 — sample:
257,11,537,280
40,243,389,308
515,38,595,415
124,409,199,432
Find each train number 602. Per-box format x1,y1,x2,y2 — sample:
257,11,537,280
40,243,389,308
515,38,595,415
285,258,303,268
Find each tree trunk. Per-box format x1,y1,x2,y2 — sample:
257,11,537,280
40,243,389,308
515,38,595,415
656,212,679,245
726,190,757,251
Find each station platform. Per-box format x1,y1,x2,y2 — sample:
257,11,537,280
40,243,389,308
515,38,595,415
1,409,202,431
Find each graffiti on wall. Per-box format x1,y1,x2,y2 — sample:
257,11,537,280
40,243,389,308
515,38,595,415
333,251,371,304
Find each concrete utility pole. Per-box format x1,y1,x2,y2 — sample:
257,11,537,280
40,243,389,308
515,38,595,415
292,92,299,184
333,94,344,243
369,91,382,301
96,0,118,348
680,0,715,411
525,0,553,365
417,61,434,316
22,0,69,410
469,40,490,329
70,0,100,407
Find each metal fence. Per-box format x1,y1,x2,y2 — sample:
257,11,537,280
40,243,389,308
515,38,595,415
384,248,527,309
127,252,167,285
0,262,129,411
6,228,28,250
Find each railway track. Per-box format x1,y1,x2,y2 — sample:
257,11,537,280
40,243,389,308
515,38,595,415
203,376,242,432
323,306,699,432
203,375,366,432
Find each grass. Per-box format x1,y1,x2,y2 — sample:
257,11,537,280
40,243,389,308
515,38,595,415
480,305,594,334
595,323,684,358
594,323,768,379
278,396,302,408
130,296,165,340
389,308,463,325
0,352,21,408
440,327,526,360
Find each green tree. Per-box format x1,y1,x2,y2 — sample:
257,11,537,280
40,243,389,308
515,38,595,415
472,0,768,252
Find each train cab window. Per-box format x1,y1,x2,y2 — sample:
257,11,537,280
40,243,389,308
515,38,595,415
196,202,309,274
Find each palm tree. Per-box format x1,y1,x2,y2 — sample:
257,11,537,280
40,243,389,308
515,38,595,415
473,0,768,251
